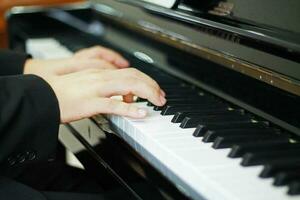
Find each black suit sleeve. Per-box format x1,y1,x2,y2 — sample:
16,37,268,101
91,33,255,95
0,49,29,76
0,74,60,167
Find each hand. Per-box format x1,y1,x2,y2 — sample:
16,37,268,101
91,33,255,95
23,45,130,78
46,68,166,123
74,46,129,68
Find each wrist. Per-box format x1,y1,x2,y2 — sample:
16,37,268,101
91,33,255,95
23,58,35,74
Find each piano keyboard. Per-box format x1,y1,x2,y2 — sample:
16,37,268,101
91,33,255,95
26,38,300,200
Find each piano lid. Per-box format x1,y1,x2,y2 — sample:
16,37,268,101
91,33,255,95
100,0,300,95
137,0,300,61
137,0,300,36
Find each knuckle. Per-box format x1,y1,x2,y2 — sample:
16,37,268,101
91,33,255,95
127,77,139,86
94,45,103,51
127,68,140,75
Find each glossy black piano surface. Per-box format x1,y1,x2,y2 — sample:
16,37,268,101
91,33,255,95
6,0,300,199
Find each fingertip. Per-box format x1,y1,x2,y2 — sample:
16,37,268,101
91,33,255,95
137,108,147,118
160,95,167,105
103,55,115,62
160,89,166,97
115,59,130,68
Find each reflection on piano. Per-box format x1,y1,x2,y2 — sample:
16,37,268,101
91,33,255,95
7,0,300,199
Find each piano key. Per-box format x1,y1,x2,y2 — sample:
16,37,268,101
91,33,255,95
229,142,300,158
154,101,225,111
202,129,277,143
180,115,251,128
34,38,294,200
193,121,268,137
288,181,300,195
161,104,229,115
160,89,199,96
171,109,243,123
274,171,300,186
159,98,220,107
242,149,300,166
110,104,291,200
164,93,203,99
212,135,289,149
136,97,147,102
260,162,300,178
166,96,217,102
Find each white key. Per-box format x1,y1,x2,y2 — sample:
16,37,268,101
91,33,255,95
27,38,295,200
109,102,293,200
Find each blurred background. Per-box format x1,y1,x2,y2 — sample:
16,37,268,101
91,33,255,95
0,0,85,48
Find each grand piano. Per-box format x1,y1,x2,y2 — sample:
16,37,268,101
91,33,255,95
6,0,300,199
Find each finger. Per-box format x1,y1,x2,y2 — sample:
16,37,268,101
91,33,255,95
85,68,166,106
94,68,166,106
113,58,129,68
99,79,166,107
99,98,148,118
76,46,129,68
123,93,134,103
160,89,166,97
57,59,117,75
108,68,162,94
128,68,162,93
130,81,166,106
77,59,117,70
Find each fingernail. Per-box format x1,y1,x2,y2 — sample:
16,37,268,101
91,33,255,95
138,108,147,117
160,95,166,105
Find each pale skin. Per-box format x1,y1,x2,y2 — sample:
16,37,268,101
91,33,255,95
23,46,166,123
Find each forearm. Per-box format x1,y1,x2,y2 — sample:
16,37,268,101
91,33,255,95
0,74,60,167
0,49,29,76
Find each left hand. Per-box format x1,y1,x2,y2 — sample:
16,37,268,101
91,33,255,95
23,45,130,78
74,46,129,68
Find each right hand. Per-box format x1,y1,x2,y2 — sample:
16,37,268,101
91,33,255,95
46,68,166,123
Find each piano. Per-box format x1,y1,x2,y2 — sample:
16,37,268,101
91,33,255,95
6,0,300,199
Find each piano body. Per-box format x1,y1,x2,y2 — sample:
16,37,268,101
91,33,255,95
6,0,300,199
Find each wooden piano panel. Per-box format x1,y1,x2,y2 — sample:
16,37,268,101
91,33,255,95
0,0,85,47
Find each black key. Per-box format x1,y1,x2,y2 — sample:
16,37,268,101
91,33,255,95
193,121,268,137
161,104,228,115
154,99,214,110
241,149,300,166
180,115,251,128
156,101,224,111
164,93,204,100
159,84,190,89
229,140,296,158
149,95,203,106
202,129,276,143
172,109,242,123
136,97,147,102
64,44,86,51
164,96,214,103
274,171,300,186
162,98,217,105
260,162,300,178
288,181,300,195
147,102,156,107
212,135,288,149
159,83,187,87
161,89,198,96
